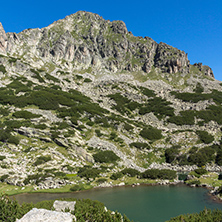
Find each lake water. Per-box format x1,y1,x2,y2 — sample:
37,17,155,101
13,184,222,222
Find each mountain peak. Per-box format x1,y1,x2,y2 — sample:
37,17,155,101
1,12,214,78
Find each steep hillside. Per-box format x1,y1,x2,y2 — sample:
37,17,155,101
0,11,221,192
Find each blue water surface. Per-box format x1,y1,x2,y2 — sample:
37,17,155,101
14,184,222,222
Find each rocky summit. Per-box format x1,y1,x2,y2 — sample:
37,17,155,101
0,11,221,191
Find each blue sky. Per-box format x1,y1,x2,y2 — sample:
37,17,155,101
1,0,221,80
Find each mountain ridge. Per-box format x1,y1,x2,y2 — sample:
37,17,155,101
0,11,214,78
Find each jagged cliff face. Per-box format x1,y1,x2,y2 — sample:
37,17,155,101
0,11,220,189
0,11,195,76
0,23,7,54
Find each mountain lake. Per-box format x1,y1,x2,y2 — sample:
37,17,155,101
13,184,222,222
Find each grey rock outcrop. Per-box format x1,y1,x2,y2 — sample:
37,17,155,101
0,22,7,54
193,63,214,78
16,208,75,222
154,42,190,74
53,200,76,212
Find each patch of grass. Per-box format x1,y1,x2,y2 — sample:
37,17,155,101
66,174,77,177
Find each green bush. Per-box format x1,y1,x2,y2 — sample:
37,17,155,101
95,129,103,137
124,123,133,131
78,166,101,179
139,97,174,119
0,65,6,73
57,122,70,130
140,87,155,97
30,69,45,83
121,168,140,177
194,168,208,175
33,156,52,166
216,150,222,166
196,130,214,144
86,121,94,126
93,150,120,163
0,107,9,116
70,184,85,192
197,105,222,124
0,174,9,182
107,93,138,114
167,209,222,222
141,169,177,180
45,73,59,83
0,78,107,120
110,172,123,180
168,110,195,125
187,147,215,166
54,171,66,177
23,174,48,185
165,146,180,163
65,165,75,172
140,126,162,140
0,194,27,221
0,155,6,161
129,142,151,150
0,130,10,142
13,110,41,119
96,178,108,183
70,116,78,125
94,117,110,127
195,83,204,93
7,135,20,145
109,132,117,140
34,124,47,130
84,78,92,83
178,174,187,181
171,91,210,103
75,198,126,222
4,120,24,131
187,180,201,186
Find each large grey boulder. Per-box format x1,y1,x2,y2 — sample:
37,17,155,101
53,200,76,212
16,208,75,222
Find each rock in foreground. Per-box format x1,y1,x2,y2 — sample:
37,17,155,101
16,208,76,222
